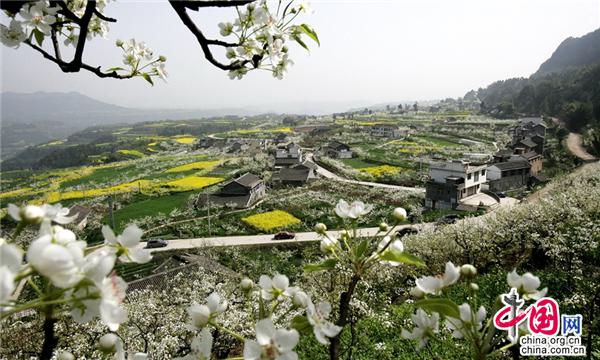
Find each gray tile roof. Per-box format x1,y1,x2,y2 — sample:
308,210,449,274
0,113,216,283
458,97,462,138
492,161,531,171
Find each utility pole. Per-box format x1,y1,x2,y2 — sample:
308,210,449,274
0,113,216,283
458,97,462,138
108,195,116,230
206,193,212,237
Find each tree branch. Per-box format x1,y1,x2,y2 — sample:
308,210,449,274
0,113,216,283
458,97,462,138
177,0,256,11
169,0,251,71
25,40,133,79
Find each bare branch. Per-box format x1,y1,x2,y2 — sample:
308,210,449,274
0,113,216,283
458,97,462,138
25,40,133,80
177,0,256,11
93,9,117,22
169,0,252,71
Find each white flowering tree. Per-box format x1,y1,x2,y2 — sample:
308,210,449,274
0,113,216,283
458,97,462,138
0,0,318,83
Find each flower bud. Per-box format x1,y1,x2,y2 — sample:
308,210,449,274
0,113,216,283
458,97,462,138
240,278,254,291
461,264,477,277
409,286,424,298
320,238,337,253
379,222,388,231
470,283,479,292
57,352,75,360
392,207,407,222
292,290,309,308
115,39,124,47
314,223,327,234
158,55,167,62
98,333,119,354
339,230,349,240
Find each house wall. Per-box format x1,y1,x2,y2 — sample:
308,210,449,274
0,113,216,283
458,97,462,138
425,182,460,209
429,164,486,188
487,166,502,181
530,157,543,176
489,174,529,192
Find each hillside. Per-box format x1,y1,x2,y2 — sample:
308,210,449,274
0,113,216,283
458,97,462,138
535,28,600,76
469,28,600,150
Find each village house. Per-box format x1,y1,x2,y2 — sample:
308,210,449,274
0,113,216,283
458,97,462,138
486,161,531,192
195,137,228,149
370,124,410,138
509,150,543,176
274,142,303,167
322,141,353,159
425,160,488,209
202,173,266,209
276,160,317,186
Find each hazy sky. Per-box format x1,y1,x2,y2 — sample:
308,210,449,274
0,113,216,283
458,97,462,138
1,0,599,111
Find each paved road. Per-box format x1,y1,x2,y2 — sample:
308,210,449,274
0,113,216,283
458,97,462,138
308,155,425,193
146,224,430,252
566,133,597,161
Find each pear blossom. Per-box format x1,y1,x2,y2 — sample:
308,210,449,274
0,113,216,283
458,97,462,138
228,67,249,80
87,17,109,39
445,303,487,338
1,20,27,48
414,262,460,295
41,203,77,224
334,199,373,219
218,22,233,36
0,241,23,305
287,287,309,308
192,328,213,360
98,333,125,358
401,309,440,350
27,227,86,288
188,292,227,329
306,301,342,344
19,2,57,35
99,275,128,331
507,270,547,300
243,318,299,360
259,274,292,300
102,225,152,263
154,62,168,81
377,237,404,266
241,277,255,291
8,204,45,224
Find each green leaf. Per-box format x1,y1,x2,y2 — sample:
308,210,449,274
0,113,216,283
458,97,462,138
293,35,309,51
299,24,320,46
107,67,125,72
142,73,154,86
379,251,426,267
290,315,312,335
414,298,461,319
33,29,44,47
355,239,369,258
304,259,337,272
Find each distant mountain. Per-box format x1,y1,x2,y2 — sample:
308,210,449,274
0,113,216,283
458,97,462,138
469,28,600,134
535,28,600,76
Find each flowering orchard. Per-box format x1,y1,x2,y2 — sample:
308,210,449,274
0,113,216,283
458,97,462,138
0,194,563,360
1,0,318,81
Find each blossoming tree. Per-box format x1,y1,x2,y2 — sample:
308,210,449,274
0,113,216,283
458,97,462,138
0,0,318,83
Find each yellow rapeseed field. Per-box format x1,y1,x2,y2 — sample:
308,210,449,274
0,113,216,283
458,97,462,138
242,210,301,231
234,127,292,135
174,137,196,144
165,160,222,173
361,165,401,178
0,187,34,199
118,149,145,157
44,180,153,203
161,176,224,191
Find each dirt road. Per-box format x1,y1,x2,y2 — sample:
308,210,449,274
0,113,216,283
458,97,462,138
565,133,597,161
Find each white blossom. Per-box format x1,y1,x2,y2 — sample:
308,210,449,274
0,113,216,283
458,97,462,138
259,274,291,300
334,199,373,219
306,301,342,345
187,292,227,329
401,309,439,350
507,270,547,300
445,303,486,338
243,318,299,360
1,20,27,48
414,262,460,295
19,2,57,35
0,241,23,305
99,275,128,331
102,225,152,264
27,227,85,288
218,22,233,36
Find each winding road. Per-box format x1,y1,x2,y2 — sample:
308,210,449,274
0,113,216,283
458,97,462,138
565,133,597,161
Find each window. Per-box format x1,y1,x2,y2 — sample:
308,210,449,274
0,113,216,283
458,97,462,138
481,169,486,176
467,173,472,180
474,172,479,181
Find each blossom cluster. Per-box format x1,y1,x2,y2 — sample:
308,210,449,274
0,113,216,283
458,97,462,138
0,0,167,83
402,262,548,356
182,273,341,359
1,203,152,349
220,0,318,80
